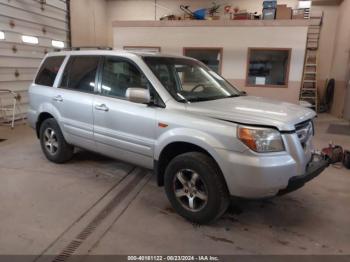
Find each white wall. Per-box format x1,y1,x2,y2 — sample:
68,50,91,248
113,23,307,103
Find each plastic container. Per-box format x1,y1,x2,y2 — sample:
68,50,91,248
263,0,277,9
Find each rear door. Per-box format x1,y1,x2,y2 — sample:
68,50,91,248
55,55,100,150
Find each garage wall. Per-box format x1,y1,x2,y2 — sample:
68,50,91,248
113,22,307,104
0,0,69,120
328,0,350,118
70,0,108,47
312,1,350,118
312,5,338,96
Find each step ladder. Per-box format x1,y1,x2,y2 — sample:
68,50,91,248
299,10,323,112
300,50,318,111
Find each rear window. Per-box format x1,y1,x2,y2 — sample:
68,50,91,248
60,56,100,93
35,56,65,86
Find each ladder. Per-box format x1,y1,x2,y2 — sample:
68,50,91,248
299,10,323,112
300,50,318,111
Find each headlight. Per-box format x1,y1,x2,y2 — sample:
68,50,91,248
237,125,284,153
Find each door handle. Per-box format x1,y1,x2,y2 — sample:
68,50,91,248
53,95,63,102
95,104,109,112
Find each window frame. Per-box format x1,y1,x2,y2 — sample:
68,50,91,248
183,47,223,74
96,56,165,107
245,47,292,88
58,55,102,94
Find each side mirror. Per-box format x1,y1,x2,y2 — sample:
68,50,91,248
126,88,151,104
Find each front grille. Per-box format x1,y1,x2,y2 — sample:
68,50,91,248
295,120,313,148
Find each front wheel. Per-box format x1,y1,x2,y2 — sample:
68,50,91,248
39,118,74,163
164,152,229,224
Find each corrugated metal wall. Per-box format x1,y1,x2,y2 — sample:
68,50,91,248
0,0,70,120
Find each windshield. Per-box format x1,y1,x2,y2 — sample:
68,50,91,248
143,57,241,103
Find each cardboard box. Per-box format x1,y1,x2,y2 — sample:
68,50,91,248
276,5,292,20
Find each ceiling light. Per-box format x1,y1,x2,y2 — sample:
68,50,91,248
22,35,38,44
52,40,65,49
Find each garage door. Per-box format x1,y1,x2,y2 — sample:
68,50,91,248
0,0,70,121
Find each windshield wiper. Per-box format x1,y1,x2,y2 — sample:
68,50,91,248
222,94,241,98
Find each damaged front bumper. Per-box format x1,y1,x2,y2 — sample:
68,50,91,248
277,154,329,196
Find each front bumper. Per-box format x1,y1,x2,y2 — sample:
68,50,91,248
215,147,328,198
277,155,329,196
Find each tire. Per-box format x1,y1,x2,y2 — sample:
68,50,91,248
164,152,229,224
39,118,74,163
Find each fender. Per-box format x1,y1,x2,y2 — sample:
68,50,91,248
155,127,228,161
37,102,63,124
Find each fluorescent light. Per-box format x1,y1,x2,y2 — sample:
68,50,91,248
102,85,111,91
0,31,4,40
52,40,65,49
22,35,38,44
298,1,311,8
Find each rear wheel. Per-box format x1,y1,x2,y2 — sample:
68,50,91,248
39,118,74,163
164,152,229,224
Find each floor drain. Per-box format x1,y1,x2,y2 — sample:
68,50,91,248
51,170,146,262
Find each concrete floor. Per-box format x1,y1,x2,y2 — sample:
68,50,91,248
0,114,349,258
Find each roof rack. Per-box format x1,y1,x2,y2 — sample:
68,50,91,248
55,46,113,51
71,46,113,50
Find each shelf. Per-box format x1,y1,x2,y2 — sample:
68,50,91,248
112,20,310,28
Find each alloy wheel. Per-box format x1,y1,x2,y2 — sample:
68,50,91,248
173,169,208,212
43,128,58,155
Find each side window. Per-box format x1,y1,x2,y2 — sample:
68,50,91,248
60,56,100,92
35,56,65,86
101,57,150,98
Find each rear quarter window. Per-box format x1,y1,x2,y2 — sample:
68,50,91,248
35,56,65,86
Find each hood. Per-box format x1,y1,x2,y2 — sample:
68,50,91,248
185,96,316,131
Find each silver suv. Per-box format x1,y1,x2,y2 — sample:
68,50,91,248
28,50,329,224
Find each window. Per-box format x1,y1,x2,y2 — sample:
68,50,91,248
100,57,150,98
123,46,161,53
144,56,240,103
246,48,291,87
0,31,4,40
52,40,65,49
183,48,223,74
35,56,65,86
298,1,311,8
60,56,100,93
22,35,38,44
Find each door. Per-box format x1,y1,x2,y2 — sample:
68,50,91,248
54,55,100,150
93,56,157,168
0,0,69,120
